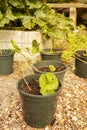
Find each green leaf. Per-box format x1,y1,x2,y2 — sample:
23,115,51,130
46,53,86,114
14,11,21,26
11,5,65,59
11,39,22,53
22,16,36,30
8,0,25,9
32,40,40,54
5,7,17,21
49,65,56,72
35,10,46,19
39,72,59,95
0,17,9,27
0,7,17,27
0,11,3,21
27,1,42,9
0,0,7,13
26,47,30,53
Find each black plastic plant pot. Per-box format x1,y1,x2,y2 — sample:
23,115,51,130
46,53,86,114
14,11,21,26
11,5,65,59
74,50,87,78
17,74,62,128
40,48,62,61
32,60,67,82
0,49,14,75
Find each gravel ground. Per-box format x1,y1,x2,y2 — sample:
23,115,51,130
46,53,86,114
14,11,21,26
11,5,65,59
0,61,87,130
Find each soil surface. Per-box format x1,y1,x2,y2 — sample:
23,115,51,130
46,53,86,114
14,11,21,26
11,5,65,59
21,79,40,95
38,65,65,72
0,61,87,130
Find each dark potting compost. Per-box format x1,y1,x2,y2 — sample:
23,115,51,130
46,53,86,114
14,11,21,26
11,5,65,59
38,65,66,72
20,79,59,95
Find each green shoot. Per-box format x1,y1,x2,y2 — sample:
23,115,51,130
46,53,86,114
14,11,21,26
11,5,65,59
49,65,56,72
11,39,22,54
32,40,40,54
39,65,59,95
11,39,60,95
39,72,59,95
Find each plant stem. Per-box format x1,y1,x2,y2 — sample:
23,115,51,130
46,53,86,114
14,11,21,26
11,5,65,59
20,68,31,92
16,62,31,92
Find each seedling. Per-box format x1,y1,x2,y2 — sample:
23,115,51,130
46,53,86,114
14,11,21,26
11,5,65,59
11,39,59,96
39,65,59,95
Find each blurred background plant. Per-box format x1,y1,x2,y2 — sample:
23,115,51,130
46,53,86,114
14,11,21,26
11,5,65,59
62,25,87,61
0,0,75,49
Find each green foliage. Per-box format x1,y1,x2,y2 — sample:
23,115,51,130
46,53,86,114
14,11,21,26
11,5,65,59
0,1,42,29
11,39,31,64
31,40,40,54
39,64,59,95
49,65,56,72
62,26,87,61
39,72,59,95
11,39,40,64
11,39,39,56
11,39,59,95
47,0,76,3
0,0,75,41
8,0,25,9
0,11,3,21
0,0,75,58
0,0,7,13
11,39,22,53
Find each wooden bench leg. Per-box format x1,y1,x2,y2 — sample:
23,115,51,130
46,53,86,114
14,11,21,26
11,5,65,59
70,7,77,28
43,0,46,3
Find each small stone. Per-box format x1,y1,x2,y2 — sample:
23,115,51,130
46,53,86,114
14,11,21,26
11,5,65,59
66,93,72,97
72,116,77,121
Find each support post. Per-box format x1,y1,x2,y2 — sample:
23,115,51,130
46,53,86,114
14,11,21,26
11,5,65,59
70,7,77,28
43,0,46,3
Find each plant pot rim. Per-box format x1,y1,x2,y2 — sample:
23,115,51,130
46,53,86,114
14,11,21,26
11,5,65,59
75,50,87,60
0,49,14,57
32,60,67,74
40,48,63,55
17,74,62,99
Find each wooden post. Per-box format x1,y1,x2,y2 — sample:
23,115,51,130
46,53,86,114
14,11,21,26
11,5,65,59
43,0,46,3
70,7,77,28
